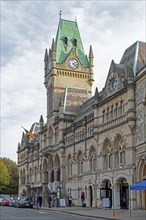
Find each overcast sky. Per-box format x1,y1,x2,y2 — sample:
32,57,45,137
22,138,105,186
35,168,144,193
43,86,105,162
1,0,145,162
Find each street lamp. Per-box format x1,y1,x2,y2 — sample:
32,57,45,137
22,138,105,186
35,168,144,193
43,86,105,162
112,169,115,217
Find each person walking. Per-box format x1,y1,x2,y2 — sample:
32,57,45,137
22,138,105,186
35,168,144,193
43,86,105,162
57,191,60,207
68,194,72,207
38,193,43,209
48,195,52,208
81,192,85,207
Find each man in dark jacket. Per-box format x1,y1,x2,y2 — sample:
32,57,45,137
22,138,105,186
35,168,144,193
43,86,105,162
48,195,52,208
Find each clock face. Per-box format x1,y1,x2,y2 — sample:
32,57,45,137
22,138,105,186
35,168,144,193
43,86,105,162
48,60,52,71
68,58,79,69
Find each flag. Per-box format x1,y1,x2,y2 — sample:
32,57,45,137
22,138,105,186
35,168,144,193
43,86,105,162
21,126,35,139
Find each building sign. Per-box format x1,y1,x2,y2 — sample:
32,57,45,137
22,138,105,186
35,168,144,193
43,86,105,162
100,188,106,199
59,199,66,207
102,198,110,208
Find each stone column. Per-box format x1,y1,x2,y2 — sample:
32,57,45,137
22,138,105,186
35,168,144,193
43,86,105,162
48,170,52,182
42,184,47,207
54,169,59,181
96,182,102,208
114,184,120,209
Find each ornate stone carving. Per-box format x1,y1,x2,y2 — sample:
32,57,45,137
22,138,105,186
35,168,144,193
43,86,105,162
136,107,144,142
136,83,145,105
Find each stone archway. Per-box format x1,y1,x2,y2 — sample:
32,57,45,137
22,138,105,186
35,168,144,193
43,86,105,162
116,177,129,209
100,179,112,208
142,164,146,209
137,156,146,209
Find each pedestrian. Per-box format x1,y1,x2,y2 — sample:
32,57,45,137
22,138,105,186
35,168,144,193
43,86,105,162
57,191,60,207
36,194,39,210
68,194,72,207
38,193,43,209
81,192,85,207
48,195,52,208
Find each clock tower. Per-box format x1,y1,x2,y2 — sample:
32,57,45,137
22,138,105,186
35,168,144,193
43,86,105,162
44,18,94,119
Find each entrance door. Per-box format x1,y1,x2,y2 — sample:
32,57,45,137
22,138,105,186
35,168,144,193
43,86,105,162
105,181,112,208
143,189,146,210
120,183,129,209
89,186,93,207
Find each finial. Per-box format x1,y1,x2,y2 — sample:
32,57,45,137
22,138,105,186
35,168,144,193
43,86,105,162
59,10,62,19
75,16,77,22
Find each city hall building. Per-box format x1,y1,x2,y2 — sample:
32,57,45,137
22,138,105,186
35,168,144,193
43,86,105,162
17,17,146,210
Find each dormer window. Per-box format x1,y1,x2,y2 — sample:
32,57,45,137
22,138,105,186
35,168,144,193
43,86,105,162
73,38,77,47
63,37,68,45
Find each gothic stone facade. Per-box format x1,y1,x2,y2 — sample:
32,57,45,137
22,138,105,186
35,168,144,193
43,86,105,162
17,18,146,209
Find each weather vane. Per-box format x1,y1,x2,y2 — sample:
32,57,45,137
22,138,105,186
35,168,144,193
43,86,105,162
59,10,62,19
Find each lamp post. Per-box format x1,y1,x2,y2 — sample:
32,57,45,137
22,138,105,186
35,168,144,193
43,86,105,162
112,169,115,218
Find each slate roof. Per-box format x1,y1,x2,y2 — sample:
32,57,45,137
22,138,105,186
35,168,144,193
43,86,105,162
74,96,94,122
56,19,89,67
120,41,146,76
64,87,88,115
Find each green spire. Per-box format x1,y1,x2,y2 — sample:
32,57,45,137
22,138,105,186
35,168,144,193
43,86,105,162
55,19,89,68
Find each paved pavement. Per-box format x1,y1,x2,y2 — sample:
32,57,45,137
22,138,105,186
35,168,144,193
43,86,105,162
41,206,146,220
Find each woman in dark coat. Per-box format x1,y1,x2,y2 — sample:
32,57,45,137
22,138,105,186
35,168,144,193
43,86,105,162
38,194,43,209
81,192,85,207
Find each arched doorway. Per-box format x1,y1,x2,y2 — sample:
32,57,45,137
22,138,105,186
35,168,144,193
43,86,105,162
137,156,146,209
119,178,129,209
100,179,112,208
89,186,93,207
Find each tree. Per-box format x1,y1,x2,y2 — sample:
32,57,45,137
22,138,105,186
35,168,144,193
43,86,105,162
0,159,10,193
0,157,19,195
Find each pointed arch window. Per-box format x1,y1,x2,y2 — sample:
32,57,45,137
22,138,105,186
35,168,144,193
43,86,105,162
51,170,54,182
115,138,126,168
73,38,77,47
77,152,83,176
80,160,83,175
119,145,126,167
63,37,68,46
91,157,96,173
48,127,53,146
67,155,72,178
108,150,112,170
110,105,114,120
119,100,123,116
102,110,105,123
106,108,109,121
103,142,112,170
89,147,96,173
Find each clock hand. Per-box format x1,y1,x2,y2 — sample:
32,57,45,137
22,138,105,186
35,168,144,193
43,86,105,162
73,62,77,67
